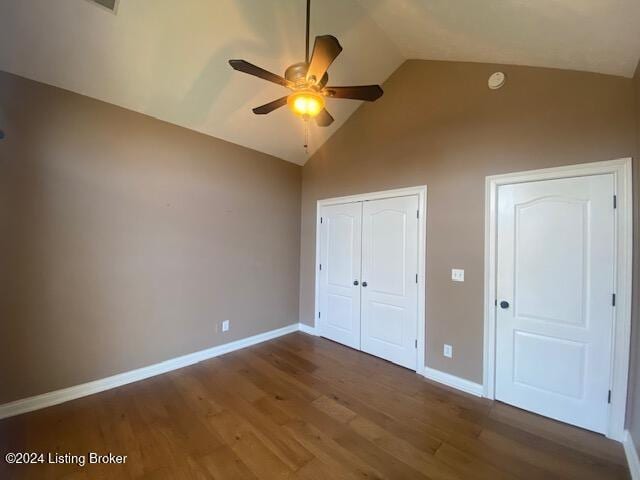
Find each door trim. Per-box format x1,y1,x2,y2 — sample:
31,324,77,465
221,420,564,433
315,186,427,373
483,158,633,441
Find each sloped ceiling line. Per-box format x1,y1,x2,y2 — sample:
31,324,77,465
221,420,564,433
1,0,638,165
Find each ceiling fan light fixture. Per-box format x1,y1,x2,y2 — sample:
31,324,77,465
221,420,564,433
287,90,325,118
228,0,382,132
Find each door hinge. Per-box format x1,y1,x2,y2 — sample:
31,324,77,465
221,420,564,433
319,263,322,271
495,299,497,306
318,311,321,319
415,273,418,284
320,216,323,224
608,390,612,404
415,339,418,348
613,195,617,209
612,293,616,306
417,210,419,219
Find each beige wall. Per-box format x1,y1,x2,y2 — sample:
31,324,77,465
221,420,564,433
628,61,640,455
299,60,636,383
1,58,637,414
0,71,301,404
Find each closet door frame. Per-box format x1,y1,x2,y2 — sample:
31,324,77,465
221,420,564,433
314,185,427,374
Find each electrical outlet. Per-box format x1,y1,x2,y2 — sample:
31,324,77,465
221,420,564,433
222,320,230,332
451,269,464,282
443,344,453,358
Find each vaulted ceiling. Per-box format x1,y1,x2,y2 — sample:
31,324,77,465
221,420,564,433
1,0,639,165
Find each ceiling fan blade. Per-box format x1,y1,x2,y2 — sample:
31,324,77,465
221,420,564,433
229,59,291,88
306,35,342,85
323,85,383,101
315,108,334,127
252,96,288,115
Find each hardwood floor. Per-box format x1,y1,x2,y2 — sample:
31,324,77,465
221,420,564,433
0,332,630,479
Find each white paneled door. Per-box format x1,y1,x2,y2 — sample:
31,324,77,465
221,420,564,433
318,202,362,349
318,195,419,370
495,174,615,434
361,196,419,369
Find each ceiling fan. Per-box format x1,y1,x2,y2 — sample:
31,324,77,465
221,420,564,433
228,0,383,129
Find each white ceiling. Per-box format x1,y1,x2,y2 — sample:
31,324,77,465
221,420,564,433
1,0,638,165
0,0,403,165
360,0,640,79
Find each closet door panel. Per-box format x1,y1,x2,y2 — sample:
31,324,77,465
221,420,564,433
361,196,419,369
318,202,362,349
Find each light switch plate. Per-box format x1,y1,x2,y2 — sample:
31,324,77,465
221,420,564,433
444,344,453,358
451,269,464,282
222,320,230,332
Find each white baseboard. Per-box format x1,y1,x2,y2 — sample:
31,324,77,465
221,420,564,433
421,366,484,397
298,322,319,336
0,323,300,420
1,325,487,420
624,430,640,480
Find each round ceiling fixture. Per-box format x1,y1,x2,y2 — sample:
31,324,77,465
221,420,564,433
488,72,506,90
287,90,325,118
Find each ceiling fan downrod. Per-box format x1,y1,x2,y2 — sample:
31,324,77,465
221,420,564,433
305,0,311,64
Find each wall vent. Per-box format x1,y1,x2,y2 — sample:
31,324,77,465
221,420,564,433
86,0,119,13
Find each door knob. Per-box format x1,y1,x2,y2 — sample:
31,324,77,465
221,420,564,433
362,281,368,287
500,300,509,309
353,280,359,286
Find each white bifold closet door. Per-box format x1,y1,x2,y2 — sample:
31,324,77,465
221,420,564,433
318,195,419,369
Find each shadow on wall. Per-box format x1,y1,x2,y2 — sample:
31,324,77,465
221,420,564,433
0,80,162,402
0,86,71,402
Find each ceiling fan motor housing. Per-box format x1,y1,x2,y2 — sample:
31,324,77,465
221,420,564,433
285,62,328,89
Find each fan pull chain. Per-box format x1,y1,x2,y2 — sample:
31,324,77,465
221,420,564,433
304,118,309,154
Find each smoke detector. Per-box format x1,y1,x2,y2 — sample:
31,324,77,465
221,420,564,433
488,72,506,90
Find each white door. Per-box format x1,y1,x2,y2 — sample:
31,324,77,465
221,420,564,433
318,202,362,349
361,196,419,369
495,174,615,433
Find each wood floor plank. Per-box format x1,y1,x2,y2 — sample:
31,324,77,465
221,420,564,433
347,415,462,480
0,332,629,479
310,395,357,424
270,336,487,438
282,419,385,480
206,409,293,479
252,338,479,443
197,446,259,480
188,363,314,471
279,333,489,413
434,442,518,480
488,400,627,465
250,341,445,453
290,457,342,480
477,426,625,480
